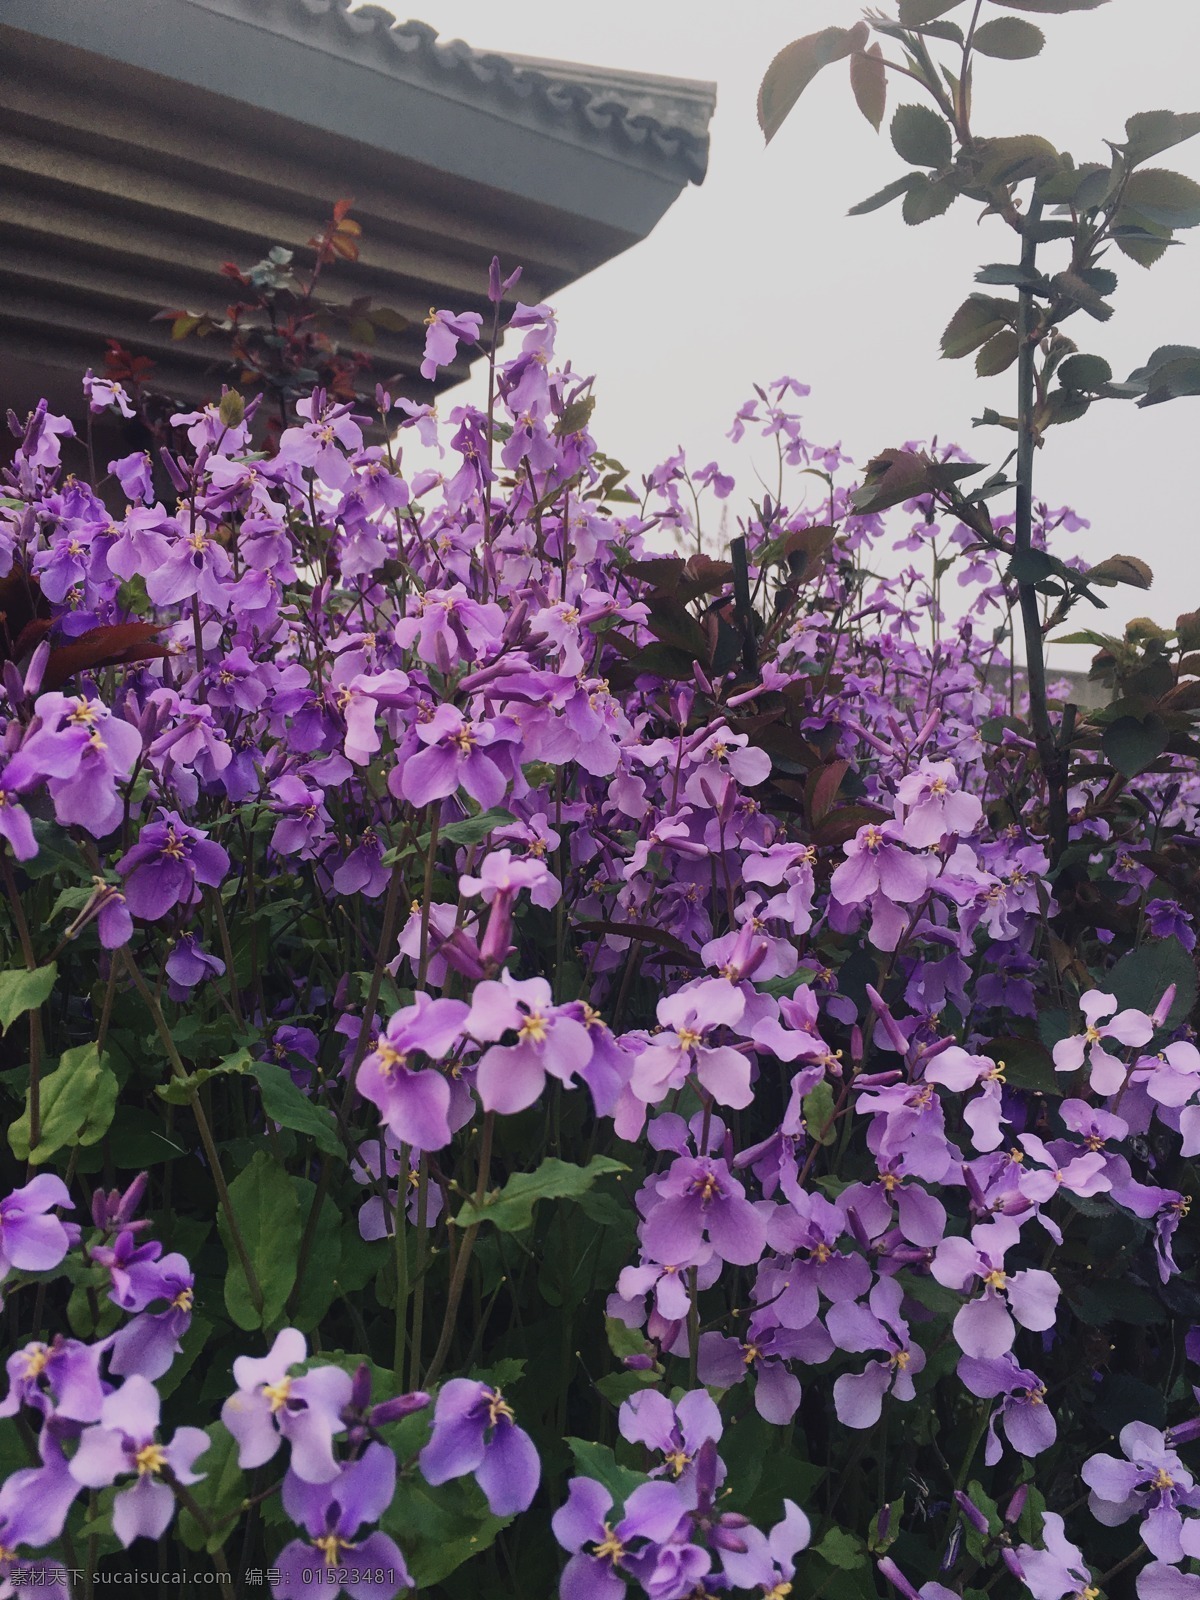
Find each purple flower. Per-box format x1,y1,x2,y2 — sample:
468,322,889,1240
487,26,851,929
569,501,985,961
957,1353,1056,1462
617,1389,722,1500
69,1374,208,1546
397,705,516,810
0,1175,74,1287
551,1476,688,1600
641,1154,766,1268
1052,990,1154,1095
164,934,225,999
0,1433,80,1584
895,760,983,847
1012,1512,1093,1600
1082,1421,1200,1562
8,693,142,838
272,1443,411,1600
418,1379,539,1516
931,1218,1059,1358
831,820,931,908
469,975,592,1116
221,1329,352,1484
359,994,469,1150
0,1335,106,1423
827,1276,926,1428
116,811,229,921
718,1497,811,1595
630,979,752,1110
420,308,483,381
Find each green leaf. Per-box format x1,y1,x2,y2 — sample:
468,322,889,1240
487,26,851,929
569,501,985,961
1058,353,1113,391
0,963,56,1033
758,24,867,144
1085,554,1153,589
975,329,1020,376
9,1043,118,1164
1121,167,1200,228
177,1426,245,1554
1103,713,1170,776
1122,110,1200,168
989,0,1108,11
455,1155,629,1234
903,174,958,224
941,295,1015,358
973,134,1061,187
983,1038,1058,1095
850,43,886,133
817,1528,869,1570
1108,937,1197,1031
217,1150,301,1330
250,1062,342,1157
972,16,1045,57
891,103,952,168
155,1048,252,1106
898,0,964,20
438,807,517,846
848,174,921,216
803,1080,838,1146
566,1438,645,1505
554,395,596,438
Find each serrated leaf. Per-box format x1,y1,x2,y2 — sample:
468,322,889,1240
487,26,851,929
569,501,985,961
217,1151,301,1330
891,103,952,168
1058,353,1112,390
848,175,921,216
976,329,1020,376
974,134,1061,187
455,1155,628,1234
989,0,1108,11
941,296,1015,359
972,16,1045,57
903,174,957,224
758,25,867,144
1121,168,1200,229
1123,110,1200,168
250,1062,341,1157
850,43,886,132
1085,554,1152,589
898,0,965,20
0,963,56,1033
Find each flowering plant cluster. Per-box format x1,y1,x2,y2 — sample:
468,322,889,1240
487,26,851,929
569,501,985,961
1,9,1200,1592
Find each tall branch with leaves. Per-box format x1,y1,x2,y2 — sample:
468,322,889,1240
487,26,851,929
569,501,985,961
759,0,1200,865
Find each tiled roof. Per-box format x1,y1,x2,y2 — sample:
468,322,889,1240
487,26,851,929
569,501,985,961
191,0,715,184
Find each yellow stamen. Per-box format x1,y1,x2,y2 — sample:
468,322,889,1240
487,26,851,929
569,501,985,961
262,1377,292,1413
136,1443,167,1476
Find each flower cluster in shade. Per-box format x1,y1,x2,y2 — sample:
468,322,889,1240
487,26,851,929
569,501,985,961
1,266,1200,1600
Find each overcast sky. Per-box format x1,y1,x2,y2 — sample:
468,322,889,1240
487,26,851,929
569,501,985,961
371,1,1200,665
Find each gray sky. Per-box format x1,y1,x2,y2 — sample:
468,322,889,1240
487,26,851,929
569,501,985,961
374,1,1200,665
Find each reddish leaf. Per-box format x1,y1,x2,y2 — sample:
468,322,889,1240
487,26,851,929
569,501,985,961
810,759,851,825
41,624,170,692
850,43,886,133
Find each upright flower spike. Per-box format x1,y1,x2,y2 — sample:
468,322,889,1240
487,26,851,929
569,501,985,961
418,1379,539,1517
